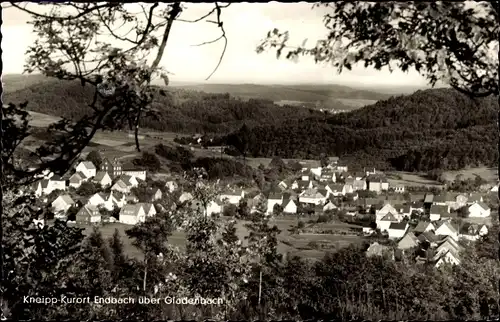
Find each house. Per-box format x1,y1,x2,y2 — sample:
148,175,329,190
34,180,50,197
459,223,489,241
267,192,283,213
122,164,147,181
282,198,298,214
278,180,289,190
433,236,463,268
49,175,66,192
490,184,499,193
88,192,109,208
116,175,138,188
434,221,459,241
108,191,126,210
75,161,97,179
119,204,146,225
429,205,449,222
93,171,112,187
394,185,405,193
299,188,327,205
101,158,123,178
366,242,394,260
76,204,101,224
51,195,75,214
401,205,411,218
352,179,367,191
335,163,348,172
397,231,419,250
111,180,131,194
468,193,484,205
165,181,179,193
424,193,434,204
417,231,440,247
366,175,389,193
377,213,400,233
388,222,409,239
410,194,426,203
69,172,87,188
468,202,491,218
413,221,435,235
323,200,338,212
326,183,346,197
151,188,162,201
375,203,402,222
179,192,194,203
292,180,313,190
410,201,425,214
320,170,336,182
126,194,139,204
220,190,245,205
137,203,156,217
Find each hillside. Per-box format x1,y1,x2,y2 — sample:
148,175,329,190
171,83,391,110
2,75,326,134
220,88,499,172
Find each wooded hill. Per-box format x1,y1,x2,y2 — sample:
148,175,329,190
221,88,498,172
3,76,328,134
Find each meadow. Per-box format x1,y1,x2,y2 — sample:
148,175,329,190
81,215,366,261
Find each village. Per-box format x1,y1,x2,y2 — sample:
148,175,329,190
28,151,498,268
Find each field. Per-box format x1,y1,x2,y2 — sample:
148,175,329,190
81,215,365,261
27,111,61,128
442,167,498,183
386,171,445,188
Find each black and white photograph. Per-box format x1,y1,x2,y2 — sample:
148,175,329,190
1,1,499,320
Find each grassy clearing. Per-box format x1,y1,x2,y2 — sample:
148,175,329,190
27,111,61,128
387,171,444,188
79,216,364,261
442,167,498,183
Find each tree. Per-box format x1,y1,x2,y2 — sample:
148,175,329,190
86,151,103,170
258,2,498,98
133,152,161,172
457,206,470,218
76,181,100,196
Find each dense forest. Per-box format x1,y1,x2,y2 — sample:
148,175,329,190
3,78,326,134
220,89,498,172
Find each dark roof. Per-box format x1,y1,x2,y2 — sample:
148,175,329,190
430,205,449,215
389,222,408,230
418,231,439,243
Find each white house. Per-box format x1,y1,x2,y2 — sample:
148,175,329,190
267,193,283,214
299,188,327,205
434,250,461,268
375,204,402,222
87,192,114,210
468,202,491,218
111,180,131,194
69,172,87,188
434,221,459,241
137,203,156,217
119,204,146,225
76,204,101,224
394,185,405,193
459,223,489,241
220,190,245,205
75,161,97,179
377,213,400,232
323,200,338,212
326,183,346,197
51,195,75,214
282,198,298,214
123,168,147,181
93,171,112,187
430,205,449,222
151,188,163,201
387,222,409,239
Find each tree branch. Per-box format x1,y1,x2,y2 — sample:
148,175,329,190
204,3,228,81
9,2,119,21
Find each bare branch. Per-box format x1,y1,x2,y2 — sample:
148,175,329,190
175,3,230,23
9,2,119,21
192,35,224,47
205,2,228,81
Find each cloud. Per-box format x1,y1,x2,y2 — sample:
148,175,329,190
1,3,429,87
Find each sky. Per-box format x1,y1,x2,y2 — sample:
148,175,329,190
1,2,431,89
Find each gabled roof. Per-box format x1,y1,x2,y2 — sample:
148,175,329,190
50,175,64,181
77,204,98,217
414,221,434,233
120,204,143,216
137,203,154,214
424,193,434,203
389,222,408,230
418,231,439,243
410,194,425,203
327,183,344,191
113,180,128,190
435,221,459,235
79,161,96,170
471,201,490,211
54,194,75,205
398,232,418,245
381,213,398,222
430,204,449,215
40,179,49,189
94,171,110,182
468,193,483,202
268,192,283,200
366,242,393,257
